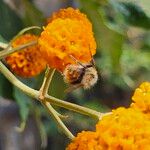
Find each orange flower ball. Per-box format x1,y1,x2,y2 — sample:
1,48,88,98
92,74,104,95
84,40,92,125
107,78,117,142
66,108,150,150
5,34,46,77
96,108,150,150
131,82,150,115
39,7,96,71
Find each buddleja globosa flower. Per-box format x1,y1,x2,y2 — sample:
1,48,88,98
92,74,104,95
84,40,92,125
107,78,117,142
39,7,96,71
5,34,46,77
96,108,150,149
66,107,150,150
131,82,150,115
66,82,150,149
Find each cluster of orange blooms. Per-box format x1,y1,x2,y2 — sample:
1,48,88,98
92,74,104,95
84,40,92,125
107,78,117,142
66,82,150,150
4,7,150,149
39,7,96,71
5,34,46,77
6,7,96,76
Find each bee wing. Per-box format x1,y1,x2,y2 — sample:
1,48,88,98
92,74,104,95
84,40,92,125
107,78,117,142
65,84,83,93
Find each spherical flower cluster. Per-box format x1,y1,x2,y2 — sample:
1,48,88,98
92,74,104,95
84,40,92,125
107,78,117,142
67,108,150,150
96,108,150,149
39,7,96,71
5,34,46,77
66,82,150,150
131,82,150,115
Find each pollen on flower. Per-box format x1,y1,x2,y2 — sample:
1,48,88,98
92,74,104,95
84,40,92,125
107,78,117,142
131,82,150,115
39,7,96,71
5,34,46,77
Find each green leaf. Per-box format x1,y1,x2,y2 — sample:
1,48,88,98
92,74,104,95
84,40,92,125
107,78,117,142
113,1,150,29
0,0,23,40
13,87,31,122
22,0,45,28
79,0,124,74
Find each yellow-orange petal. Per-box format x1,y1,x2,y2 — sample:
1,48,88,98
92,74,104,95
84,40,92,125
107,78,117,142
5,34,46,77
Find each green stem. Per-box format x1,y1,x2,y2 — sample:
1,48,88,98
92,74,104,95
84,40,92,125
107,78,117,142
0,40,37,59
39,67,55,98
0,42,8,49
0,61,38,98
6,26,41,50
39,67,72,139
0,61,103,120
39,67,65,118
45,95,102,119
12,26,41,42
42,101,74,140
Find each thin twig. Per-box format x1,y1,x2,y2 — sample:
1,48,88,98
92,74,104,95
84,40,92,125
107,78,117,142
6,26,41,50
39,67,73,139
0,42,8,49
42,101,74,139
0,61,104,120
39,67,55,99
39,67,66,118
0,61,39,98
0,40,37,59
12,26,41,42
45,95,102,119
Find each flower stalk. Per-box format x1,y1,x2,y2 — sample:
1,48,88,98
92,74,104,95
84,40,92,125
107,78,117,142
43,101,74,139
0,40,38,59
0,34,105,141
39,67,74,139
0,61,103,119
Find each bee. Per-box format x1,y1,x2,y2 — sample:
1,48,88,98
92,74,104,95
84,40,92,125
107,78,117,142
63,55,98,92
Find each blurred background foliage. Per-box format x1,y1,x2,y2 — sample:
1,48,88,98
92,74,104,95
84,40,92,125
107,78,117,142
0,0,150,149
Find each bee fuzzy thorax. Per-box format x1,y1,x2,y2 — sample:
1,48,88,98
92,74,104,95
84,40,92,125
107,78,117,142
63,63,98,90
81,67,98,89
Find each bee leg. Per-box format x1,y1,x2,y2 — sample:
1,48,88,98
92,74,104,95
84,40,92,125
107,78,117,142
69,55,85,68
65,84,83,93
88,45,95,66
90,58,95,66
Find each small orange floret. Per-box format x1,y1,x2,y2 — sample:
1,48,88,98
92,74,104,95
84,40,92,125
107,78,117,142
47,7,91,26
66,131,99,150
39,7,96,71
5,34,46,78
131,82,150,114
